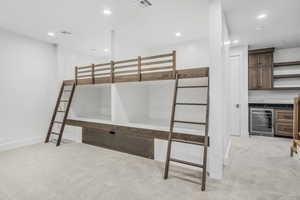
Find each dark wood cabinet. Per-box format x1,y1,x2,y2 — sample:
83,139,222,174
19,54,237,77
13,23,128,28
248,48,274,89
274,109,293,138
83,127,155,159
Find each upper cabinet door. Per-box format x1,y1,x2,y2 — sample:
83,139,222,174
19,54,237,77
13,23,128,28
248,48,274,89
248,55,259,89
258,53,273,89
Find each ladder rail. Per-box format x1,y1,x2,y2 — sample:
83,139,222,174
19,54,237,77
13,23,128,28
201,71,210,191
164,73,179,179
56,83,76,146
45,83,65,143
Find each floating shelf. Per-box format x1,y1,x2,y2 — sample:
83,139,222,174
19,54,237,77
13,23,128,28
273,74,300,79
249,87,300,91
274,61,300,67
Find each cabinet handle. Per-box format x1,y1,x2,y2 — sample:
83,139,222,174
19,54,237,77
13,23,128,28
109,131,116,135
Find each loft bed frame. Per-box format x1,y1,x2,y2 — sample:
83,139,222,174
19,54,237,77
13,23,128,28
45,51,210,191
291,95,300,156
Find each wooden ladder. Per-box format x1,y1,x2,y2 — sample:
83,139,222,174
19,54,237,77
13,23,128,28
164,72,210,191
291,95,300,157
45,82,76,146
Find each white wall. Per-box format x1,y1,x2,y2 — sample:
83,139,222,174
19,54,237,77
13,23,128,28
57,46,104,81
0,28,58,151
72,85,111,119
147,39,210,69
111,82,149,123
249,47,300,104
57,46,106,142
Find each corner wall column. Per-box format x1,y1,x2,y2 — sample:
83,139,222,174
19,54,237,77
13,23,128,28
208,0,227,180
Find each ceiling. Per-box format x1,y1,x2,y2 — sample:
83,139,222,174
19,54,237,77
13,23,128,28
223,0,300,49
0,0,209,57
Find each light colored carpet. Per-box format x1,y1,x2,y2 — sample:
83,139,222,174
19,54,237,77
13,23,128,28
0,136,299,200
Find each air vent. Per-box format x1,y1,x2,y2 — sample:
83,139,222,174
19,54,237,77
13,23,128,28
136,0,152,8
60,30,72,36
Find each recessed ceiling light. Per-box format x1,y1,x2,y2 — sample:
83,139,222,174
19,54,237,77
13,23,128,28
232,40,239,44
103,9,112,15
257,13,267,20
224,41,231,45
48,32,55,37
175,32,182,37
104,48,109,52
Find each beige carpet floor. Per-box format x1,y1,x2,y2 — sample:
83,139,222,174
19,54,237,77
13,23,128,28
0,136,299,200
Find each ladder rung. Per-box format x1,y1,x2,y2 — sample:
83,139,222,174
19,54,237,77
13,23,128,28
172,139,204,146
60,100,69,102
170,158,203,168
64,90,72,92
177,86,208,89
54,121,63,124
57,110,65,113
176,103,207,106
51,132,60,136
173,120,206,125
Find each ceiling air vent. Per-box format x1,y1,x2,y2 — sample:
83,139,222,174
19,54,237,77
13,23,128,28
136,0,152,8
60,30,72,36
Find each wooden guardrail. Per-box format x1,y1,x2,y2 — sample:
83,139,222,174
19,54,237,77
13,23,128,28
75,51,176,84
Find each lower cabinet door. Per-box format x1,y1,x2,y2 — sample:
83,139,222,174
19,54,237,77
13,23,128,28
275,122,293,138
83,127,154,159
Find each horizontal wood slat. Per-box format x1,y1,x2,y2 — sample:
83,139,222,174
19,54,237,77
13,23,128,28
141,66,173,72
141,53,173,61
115,63,138,69
78,69,92,74
274,74,300,79
94,67,111,72
141,59,172,66
274,61,300,67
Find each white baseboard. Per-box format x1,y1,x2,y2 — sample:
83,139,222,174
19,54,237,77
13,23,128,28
0,137,44,152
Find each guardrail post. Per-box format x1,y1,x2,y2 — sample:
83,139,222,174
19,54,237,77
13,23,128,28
92,64,95,84
138,56,142,81
75,66,78,85
172,50,176,78
110,61,115,83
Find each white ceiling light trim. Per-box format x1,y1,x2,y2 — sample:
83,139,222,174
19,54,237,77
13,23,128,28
175,32,182,37
103,9,112,15
257,13,267,20
47,32,55,37
224,40,231,45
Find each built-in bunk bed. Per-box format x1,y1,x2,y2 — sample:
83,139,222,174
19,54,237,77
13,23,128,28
45,51,210,191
